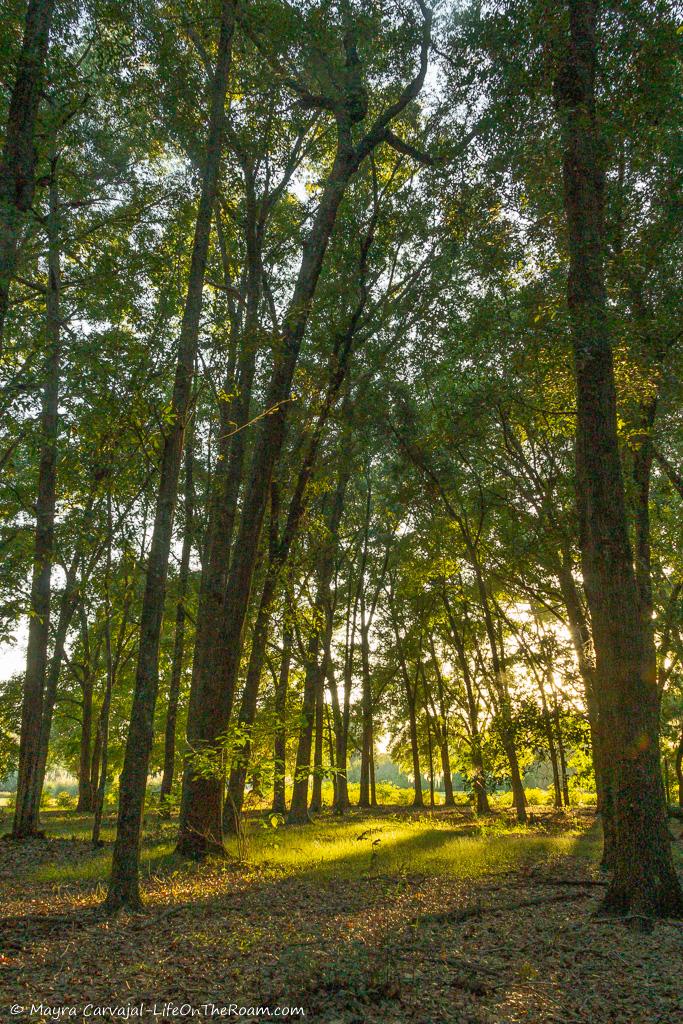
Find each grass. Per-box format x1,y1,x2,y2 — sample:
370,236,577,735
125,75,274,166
28,806,602,888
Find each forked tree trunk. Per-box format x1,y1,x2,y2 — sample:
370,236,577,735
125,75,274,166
0,0,54,346
178,142,361,855
105,2,235,911
177,4,432,854
13,160,61,838
555,0,682,919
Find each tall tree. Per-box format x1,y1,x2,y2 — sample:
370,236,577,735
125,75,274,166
554,0,682,919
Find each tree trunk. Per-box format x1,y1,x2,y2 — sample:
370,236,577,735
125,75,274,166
675,724,682,808
309,673,325,813
358,621,373,809
92,490,114,846
0,0,54,346
287,636,321,825
555,0,682,918
538,677,562,808
13,158,61,838
272,625,291,816
106,2,235,911
160,433,194,816
442,594,490,813
429,638,455,807
178,140,360,854
77,674,94,813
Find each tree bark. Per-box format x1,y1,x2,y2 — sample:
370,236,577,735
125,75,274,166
160,432,195,815
13,158,61,838
555,0,682,918
106,2,235,911
0,0,54,346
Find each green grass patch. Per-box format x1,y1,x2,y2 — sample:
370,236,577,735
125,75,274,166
30,809,600,888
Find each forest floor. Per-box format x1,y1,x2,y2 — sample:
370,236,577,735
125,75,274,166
0,806,681,1024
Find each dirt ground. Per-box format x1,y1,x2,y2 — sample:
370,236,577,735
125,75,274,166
0,812,681,1024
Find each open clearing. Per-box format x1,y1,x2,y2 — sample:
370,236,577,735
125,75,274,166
1,807,681,1024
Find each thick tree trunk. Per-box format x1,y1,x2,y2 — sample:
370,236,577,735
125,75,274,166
556,0,682,919
160,435,194,815
13,161,61,838
272,626,291,816
0,0,54,346
106,3,235,911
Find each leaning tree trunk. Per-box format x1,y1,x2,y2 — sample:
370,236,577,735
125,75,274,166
555,0,682,919
0,0,54,347
105,1,235,912
13,159,61,838
159,433,195,816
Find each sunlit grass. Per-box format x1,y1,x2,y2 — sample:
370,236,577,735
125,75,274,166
31,809,601,887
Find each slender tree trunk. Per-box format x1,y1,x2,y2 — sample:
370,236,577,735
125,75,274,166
358,621,374,808
309,675,325,813
555,0,682,919
92,491,114,846
326,706,337,807
429,638,455,807
369,742,376,807
160,434,195,816
287,636,321,825
0,0,54,346
33,549,83,817
538,676,562,808
675,724,682,808
272,625,291,816
442,594,490,813
106,4,235,911
13,159,61,838
425,704,435,808
90,724,101,807
77,674,94,812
